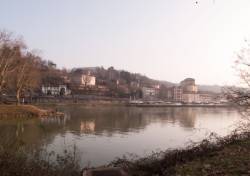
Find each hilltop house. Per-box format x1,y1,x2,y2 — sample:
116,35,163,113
70,71,96,90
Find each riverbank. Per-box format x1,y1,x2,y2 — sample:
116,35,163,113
128,103,233,108
175,136,250,175
110,131,250,176
1,131,250,175
36,99,128,107
36,100,234,108
0,148,80,176
0,105,64,118
0,104,247,176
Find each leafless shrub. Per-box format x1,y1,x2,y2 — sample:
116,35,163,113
0,144,81,176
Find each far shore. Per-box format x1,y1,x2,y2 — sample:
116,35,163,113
0,100,237,119
128,103,235,108
33,100,236,108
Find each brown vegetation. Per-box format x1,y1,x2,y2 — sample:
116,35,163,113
110,131,250,176
0,30,41,104
0,148,80,176
175,137,250,175
0,105,64,118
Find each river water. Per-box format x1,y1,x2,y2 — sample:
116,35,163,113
0,105,241,166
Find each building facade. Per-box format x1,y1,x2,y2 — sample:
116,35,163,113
180,78,199,103
81,75,96,86
70,72,96,90
182,93,200,103
173,86,183,102
165,78,201,103
142,87,159,100
180,78,198,93
41,85,71,96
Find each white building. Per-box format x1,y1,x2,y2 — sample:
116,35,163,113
71,73,96,88
81,75,96,86
142,87,159,100
42,85,71,96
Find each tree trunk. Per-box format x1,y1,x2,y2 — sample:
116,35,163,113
16,89,21,105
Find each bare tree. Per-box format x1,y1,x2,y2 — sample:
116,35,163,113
226,45,250,106
0,31,24,94
8,53,39,104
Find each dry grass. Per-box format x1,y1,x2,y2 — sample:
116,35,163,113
175,138,250,176
110,131,250,176
0,148,81,176
0,105,64,118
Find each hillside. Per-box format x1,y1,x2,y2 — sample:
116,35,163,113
197,85,222,93
71,66,222,93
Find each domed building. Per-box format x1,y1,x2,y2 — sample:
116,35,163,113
180,78,198,93
180,78,199,103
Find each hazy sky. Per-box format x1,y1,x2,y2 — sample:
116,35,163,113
1,0,250,85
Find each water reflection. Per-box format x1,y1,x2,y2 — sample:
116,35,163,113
0,106,240,166
40,113,71,125
39,106,237,134
80,121,95,133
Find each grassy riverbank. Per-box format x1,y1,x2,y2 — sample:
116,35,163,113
175,137,250,175
0,105,63,118
1,131,250,176
111,131,250,176
0,149,80,176
0,100,126,118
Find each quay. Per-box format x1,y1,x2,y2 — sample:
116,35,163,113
128,101,233,108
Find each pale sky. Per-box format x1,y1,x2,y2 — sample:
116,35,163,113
1,0,250,85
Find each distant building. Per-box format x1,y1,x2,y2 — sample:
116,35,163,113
198,92,219,103
41,85,71,96
173,86,183,102
182,93,199,103
180,78,199,103
107,66,118,81
81,75,96,86
180,78,198,93
154,84,160,89
142,87,159,100
130,81,140,88
165,78,200,103
166,86,183,102
70,72,96,89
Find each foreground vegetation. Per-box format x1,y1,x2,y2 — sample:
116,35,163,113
0,148,80,176
175,137,250,175
1,129,250,176
111,130,250,176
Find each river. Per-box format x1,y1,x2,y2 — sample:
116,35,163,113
0,105,241,167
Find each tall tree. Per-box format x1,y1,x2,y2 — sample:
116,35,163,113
8,53,39,104
0,31,24,94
